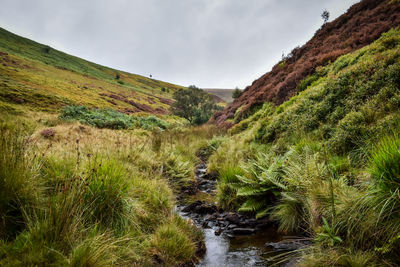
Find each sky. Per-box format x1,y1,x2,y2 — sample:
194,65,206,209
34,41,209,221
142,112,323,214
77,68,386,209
0,0,359,89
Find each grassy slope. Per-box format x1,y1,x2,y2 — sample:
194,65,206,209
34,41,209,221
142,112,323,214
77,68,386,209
208,28,400,265
0,27,184,115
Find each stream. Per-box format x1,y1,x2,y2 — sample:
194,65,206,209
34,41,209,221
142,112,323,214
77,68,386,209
177,163,307,267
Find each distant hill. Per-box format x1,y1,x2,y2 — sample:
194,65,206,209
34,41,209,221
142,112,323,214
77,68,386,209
0,27,184,115
212,0,400,127
203,88,235,103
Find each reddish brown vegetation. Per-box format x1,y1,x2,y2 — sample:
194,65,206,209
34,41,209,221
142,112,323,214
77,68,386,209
156,96,174,105
99,92,168,114
212,0,400,127
40,128,56,139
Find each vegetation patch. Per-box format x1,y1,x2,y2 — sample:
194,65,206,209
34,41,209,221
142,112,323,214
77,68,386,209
59,105,169,130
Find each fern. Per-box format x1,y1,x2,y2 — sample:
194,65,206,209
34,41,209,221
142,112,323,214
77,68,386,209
232,153,288,217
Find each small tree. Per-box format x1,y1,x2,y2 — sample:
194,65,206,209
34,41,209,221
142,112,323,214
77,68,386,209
232,87,242,99
172,85,221,125
321,10,330,24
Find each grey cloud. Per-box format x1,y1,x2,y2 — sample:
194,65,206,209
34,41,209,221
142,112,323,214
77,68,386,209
0,0,359,88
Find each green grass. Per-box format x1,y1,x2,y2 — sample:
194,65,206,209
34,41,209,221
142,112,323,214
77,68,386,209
0,27,185,115
369,133,400,193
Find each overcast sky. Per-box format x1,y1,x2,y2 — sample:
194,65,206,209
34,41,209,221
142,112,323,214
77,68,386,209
0,0,359,88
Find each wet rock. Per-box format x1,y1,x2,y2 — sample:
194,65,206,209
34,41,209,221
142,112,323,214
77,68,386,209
232,228,256,235
194,204,217,214
225,213,240,225
204,214,216,221
198,179,209,186
255,218,273,230
202,221,210,228
181,200,203,212
228,224,237,230
215,227,223,236
265,240,311,251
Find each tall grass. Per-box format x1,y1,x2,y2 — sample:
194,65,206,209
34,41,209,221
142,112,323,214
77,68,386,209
0,118,207,266
0,122,40,240
369,133,400,193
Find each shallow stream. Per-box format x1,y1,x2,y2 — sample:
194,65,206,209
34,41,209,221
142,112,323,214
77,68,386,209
178,163,297,267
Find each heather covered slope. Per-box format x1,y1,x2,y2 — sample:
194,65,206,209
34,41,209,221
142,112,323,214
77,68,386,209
0,27,183,115
213,0,400,127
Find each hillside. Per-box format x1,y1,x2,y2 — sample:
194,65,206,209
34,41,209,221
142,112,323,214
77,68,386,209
203,88,235,103
0,27,184,115
212,0,400,127
208,28,400,265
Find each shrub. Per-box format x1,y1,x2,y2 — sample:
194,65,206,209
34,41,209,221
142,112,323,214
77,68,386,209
171,85,220,125
298,73,320,92
59,105,169,130
232,87,242,99
328,111,367,154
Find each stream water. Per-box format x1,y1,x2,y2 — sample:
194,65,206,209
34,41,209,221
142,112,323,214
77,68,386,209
196,227,284,267
177,163,299,267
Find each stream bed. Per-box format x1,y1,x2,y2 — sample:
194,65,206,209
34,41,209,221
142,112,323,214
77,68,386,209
177,163,306,266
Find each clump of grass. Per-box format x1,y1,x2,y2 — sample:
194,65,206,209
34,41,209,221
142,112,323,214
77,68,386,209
83,160,135,233
0,122,39,240
369,133,400,193
151,218,197,265
216,164,245,210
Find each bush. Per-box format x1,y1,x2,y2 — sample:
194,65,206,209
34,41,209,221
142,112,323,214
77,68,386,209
172,85,221,125
59,105,169,130
232,88,242,99
328,111,367,154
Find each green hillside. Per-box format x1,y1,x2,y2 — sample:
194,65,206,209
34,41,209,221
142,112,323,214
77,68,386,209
208,28,400,265
0,27,183,115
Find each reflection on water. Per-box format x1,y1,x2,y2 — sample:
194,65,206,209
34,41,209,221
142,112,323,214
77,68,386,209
197,227,283,267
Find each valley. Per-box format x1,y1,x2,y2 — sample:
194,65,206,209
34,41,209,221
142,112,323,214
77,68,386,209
1,0,400,266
